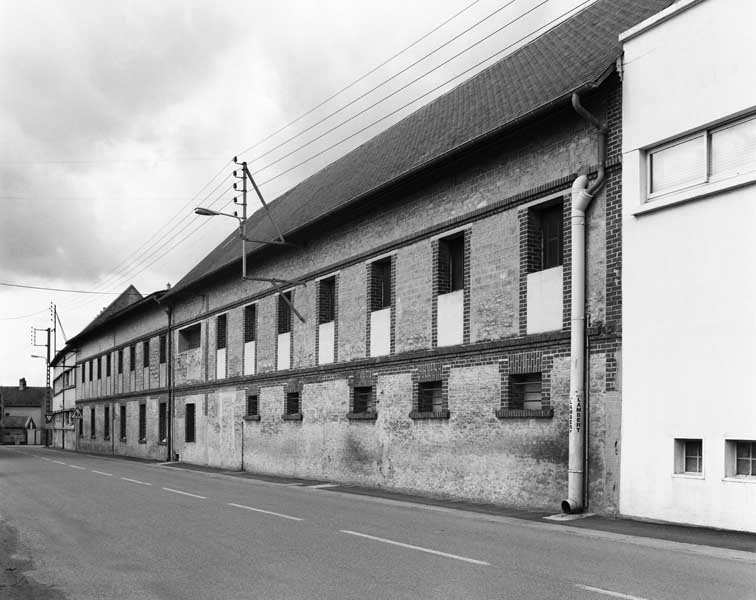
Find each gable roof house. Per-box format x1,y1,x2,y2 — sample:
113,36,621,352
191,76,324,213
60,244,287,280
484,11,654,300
1,378,46,445
68,0,672,515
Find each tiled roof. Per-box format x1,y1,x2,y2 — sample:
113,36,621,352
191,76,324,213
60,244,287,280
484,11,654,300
0,386,46,407
166,0,671,298
2,415,35,429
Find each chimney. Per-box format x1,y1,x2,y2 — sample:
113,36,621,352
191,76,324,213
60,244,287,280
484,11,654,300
19,377,26,390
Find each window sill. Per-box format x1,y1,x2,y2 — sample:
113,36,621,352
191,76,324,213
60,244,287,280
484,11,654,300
158,441,168,446
347,412,377,421
496,408,554,419
120,437,127,442
138,439,147,445
722,476,756,484
90,436,96,440
282,413,303,421
104,436,110,441
635,170,756,216
244,415,261,421
409,410,450,420
672,473,704,480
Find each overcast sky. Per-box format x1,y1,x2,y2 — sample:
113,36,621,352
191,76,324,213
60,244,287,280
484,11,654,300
0,0,592,386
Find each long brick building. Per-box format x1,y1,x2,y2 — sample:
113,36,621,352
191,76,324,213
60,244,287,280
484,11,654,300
64,0,671,515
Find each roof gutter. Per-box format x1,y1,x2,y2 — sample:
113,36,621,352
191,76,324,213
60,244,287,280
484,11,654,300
562,91,607,515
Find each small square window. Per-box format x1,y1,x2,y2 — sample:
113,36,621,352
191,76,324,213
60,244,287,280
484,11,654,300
725,440,756,478
178,324,201,353
509,373,542,410
353,386,375,414
417,381,443,413
674,438,703,475
285,392,300,415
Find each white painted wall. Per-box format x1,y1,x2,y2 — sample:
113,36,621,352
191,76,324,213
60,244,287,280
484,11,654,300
526,266,563,334
216,348,227,379
437,290,464,346
318,321,335,364
621,0,756,532
243,341,256,376
370,308,391,357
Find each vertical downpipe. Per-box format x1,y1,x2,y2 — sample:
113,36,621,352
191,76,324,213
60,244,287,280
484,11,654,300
562,92,607,514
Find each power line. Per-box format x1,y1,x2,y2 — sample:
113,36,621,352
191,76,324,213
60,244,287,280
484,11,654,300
0,281,124,294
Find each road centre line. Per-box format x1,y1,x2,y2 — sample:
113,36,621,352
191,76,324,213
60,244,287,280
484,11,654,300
51,460,66,465
162,487,206,500
68,465,86,470
339,530,490,566
574,584,651,600
228,503,303,521
91,470,112,476
121,477,151,486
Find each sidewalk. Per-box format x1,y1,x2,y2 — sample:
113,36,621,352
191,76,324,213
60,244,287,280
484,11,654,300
160,461,756,554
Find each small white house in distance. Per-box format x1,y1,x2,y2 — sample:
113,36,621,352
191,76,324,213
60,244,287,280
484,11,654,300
620,0,756,532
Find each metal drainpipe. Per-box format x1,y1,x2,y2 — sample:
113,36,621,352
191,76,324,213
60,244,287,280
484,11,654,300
166,305,174,462
562,92,607,514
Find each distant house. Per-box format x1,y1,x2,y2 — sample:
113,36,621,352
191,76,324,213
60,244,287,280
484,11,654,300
1,378,45,445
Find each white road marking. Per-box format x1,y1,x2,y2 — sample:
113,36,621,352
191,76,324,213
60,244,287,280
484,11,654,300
51,460,66,465
68,465,86,470
309,483,338,489
121,477,151,486
162,487,206,500
339,530,490,566
228,502,303,521
92,470,112,477
575,584,651,600
40,457,52,461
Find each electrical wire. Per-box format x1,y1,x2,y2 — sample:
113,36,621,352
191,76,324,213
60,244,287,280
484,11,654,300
0,282,123,294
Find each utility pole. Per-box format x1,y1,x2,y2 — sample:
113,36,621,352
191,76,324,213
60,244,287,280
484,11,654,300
32,302,55,447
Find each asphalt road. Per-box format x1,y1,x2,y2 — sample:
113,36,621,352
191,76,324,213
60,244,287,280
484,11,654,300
1,446,754,600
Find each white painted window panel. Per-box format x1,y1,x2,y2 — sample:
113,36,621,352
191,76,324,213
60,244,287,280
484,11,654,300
437,289,464,347
243,341,256,376
216,348,227,379
318,321,335,364
526,266,563,334
370,308,391,357
277,332,291,371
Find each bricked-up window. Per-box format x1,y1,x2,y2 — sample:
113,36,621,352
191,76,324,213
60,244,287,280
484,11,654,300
216,314,227,349
244,305,256,342
117,349,123,374
278,292,293,334
90,407,96,438
438,235,465,294
353,387,374,414
185,403,196,443
138,403,146,442
159,335,167,364
370,258,392,311
104,405,110,440
246,395,259,417
120,404,126,440
158,402,167,443
675,439,703,474
318,276,336,324
178,323,201,352
417,381,443,413
106,354,111,377
285,391,300,415
509,373,543,410
143,341,150,368
129,345,136,371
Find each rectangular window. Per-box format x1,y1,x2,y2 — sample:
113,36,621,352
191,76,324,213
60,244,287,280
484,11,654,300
117,349,123,374
675,438,703,475
138,403,146,442
159,335,167,364
143,341,150,368
89,360,93,381
509,373,543,410
178,324,201,352
90,407,96,438
79,416,83,438
96,357,101,380
129,345,136,371
185,403,196,443
319,277,336,324
371,258,392,311
539,205,563,270
353,386,375,414
120,404,126,440
438,235,465,294
647,113,756,199
285,392,300,415
244,305,256,342
106,354,111,377
104,405,110,440
278,292,293,334
417,381,443,413
81,364,85,383
158,402,167,443
246,395,259,417
216,314,227,349
725,440,756,478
